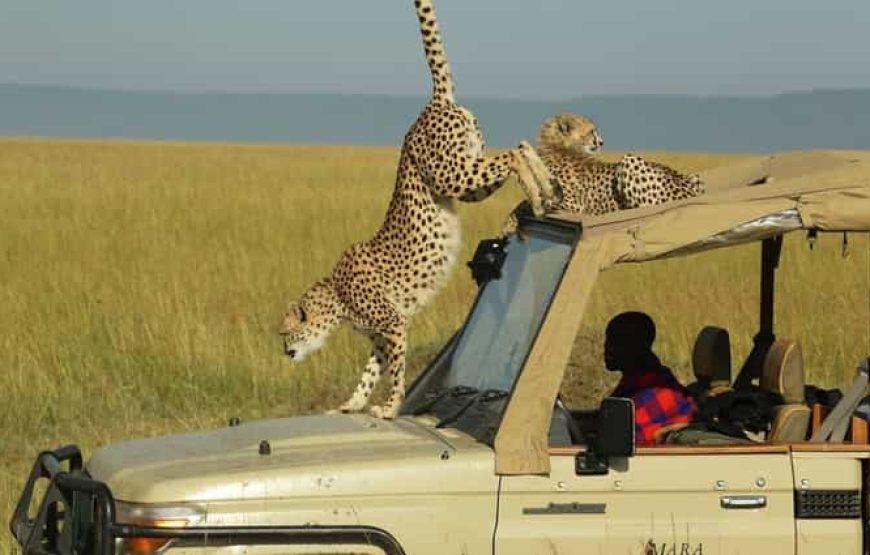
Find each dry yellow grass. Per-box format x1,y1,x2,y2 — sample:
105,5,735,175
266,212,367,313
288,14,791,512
1,138,868,552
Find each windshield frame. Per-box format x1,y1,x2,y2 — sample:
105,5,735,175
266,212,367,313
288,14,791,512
401,216,581,444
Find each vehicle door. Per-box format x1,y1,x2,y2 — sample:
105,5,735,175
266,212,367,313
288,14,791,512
495,409,795,555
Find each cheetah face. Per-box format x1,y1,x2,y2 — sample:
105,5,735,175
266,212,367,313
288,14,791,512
539,113,604,154
582,128,604,155
279,282,341,361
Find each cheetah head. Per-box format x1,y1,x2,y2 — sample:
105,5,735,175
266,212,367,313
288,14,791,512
279,279,343,361
539,113,604,155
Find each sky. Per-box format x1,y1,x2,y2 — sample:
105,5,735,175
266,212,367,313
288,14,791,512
2,0,869,100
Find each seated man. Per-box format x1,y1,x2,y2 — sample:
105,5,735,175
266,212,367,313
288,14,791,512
605,311,696,445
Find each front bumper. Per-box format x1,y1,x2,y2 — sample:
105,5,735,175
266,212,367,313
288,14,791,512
10,445,406,555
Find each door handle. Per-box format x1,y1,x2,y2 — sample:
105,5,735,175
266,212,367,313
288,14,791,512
720,495,767,509
523,502,606,515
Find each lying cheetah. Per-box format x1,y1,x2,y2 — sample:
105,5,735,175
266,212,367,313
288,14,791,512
503,113,703,233
280,0,553,419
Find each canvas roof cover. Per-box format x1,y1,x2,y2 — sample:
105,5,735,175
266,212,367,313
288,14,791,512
495,149,870,475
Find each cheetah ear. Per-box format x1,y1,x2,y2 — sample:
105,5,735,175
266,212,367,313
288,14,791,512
557,117,573,135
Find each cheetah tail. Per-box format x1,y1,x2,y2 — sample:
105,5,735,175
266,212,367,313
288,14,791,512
413,0,455,102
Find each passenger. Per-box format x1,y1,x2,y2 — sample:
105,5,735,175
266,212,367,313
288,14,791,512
604,311,696,445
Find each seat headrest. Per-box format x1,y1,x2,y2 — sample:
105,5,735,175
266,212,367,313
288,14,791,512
761,339,805,404
692,326,732,386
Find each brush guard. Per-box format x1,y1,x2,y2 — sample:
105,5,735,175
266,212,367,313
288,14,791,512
10,445,406,555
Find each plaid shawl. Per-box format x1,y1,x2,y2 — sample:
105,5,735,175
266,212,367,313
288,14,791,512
611,365,696,445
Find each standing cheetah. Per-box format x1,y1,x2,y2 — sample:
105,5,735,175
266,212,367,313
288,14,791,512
504,113,703,233
280,0,553,419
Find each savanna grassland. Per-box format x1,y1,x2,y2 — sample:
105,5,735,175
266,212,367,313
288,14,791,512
2,138,869,551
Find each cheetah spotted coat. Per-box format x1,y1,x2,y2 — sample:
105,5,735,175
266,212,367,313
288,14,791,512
504,114,703,233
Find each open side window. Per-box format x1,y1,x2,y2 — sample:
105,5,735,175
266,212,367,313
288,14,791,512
553,230,870,449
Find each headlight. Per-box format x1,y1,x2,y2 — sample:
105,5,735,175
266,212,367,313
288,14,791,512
115,501,205,554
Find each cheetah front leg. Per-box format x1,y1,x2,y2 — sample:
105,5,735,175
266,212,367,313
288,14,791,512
428,146,554,214
368,327,407,420
480,144,552,220
501,143,556,238
328,338,388,414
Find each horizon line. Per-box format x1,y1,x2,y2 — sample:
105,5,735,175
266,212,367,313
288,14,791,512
3,82,868,102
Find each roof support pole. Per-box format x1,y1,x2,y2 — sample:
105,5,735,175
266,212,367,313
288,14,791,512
734,235,783,390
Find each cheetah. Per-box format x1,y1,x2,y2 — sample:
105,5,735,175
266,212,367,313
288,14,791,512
280,0,553,419
503,113,703,234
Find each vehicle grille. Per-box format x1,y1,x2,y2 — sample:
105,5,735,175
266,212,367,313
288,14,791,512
795,490,862,519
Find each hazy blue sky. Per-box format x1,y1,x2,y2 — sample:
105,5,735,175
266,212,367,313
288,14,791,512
2,0,869,100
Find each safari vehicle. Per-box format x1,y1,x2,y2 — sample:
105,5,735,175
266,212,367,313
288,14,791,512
11,150,870,555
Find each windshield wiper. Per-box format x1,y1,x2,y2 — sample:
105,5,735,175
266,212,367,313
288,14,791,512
435,389,510,429
411,385,479,416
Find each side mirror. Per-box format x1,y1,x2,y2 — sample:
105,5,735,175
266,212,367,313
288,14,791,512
576,397,635,475
467,238,507,286
596,397,635,457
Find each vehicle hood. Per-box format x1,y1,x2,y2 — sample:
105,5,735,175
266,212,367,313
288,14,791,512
87,414,494,504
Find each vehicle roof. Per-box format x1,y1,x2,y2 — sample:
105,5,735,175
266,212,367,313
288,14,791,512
496,149,870,476
553,149,870,262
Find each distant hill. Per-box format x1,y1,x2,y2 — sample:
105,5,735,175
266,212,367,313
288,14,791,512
1,84,868,152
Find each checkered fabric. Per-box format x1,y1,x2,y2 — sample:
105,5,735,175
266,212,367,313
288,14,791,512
611,366,696,445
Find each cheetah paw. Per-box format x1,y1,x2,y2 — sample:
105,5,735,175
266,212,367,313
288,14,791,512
519,141,555,203
510,150,546,217
368,405,399,420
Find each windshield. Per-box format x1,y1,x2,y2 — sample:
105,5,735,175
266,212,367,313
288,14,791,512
402,221,576,443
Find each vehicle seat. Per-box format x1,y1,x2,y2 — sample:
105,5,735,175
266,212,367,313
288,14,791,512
761,339,811,442
688,326,732,400
550,397,584,447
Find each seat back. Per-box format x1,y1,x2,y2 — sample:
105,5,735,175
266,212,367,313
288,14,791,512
769,405,811,442
761,339,810,442
689,326,732,399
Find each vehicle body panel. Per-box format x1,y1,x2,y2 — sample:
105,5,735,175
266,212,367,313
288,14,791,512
792,453,865,555
497,452,796,555
88,415,490,502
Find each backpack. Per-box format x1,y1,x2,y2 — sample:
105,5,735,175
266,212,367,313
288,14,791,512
693,388,784,440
